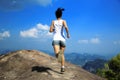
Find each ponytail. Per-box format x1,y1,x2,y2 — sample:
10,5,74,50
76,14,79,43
55,8,65,18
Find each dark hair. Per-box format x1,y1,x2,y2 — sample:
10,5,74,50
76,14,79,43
55,8,65,18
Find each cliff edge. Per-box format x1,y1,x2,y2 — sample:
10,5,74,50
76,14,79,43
0,50,105,80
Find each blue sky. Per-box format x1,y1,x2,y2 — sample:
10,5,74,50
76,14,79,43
0,0,120,55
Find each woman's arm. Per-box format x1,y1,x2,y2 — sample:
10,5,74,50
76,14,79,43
49,21,54,33
63,20,70,38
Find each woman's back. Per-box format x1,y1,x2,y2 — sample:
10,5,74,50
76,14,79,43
53,19,65,41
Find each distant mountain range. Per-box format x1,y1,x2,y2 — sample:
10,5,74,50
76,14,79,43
83,59,108,74
36,50,107,66
0,49,13,56
65,52,107,66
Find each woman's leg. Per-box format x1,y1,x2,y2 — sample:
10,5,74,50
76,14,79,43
60,47,65,68
53,45,60,57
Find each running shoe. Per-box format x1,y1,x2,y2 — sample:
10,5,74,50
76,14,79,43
61,67,65,72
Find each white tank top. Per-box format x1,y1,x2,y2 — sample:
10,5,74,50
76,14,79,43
53,19,65,41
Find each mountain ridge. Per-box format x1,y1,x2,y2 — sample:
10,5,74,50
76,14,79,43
0,50,105,80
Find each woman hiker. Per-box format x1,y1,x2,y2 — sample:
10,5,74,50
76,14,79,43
49,8,70,73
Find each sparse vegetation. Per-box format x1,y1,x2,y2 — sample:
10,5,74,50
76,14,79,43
97,54,120,80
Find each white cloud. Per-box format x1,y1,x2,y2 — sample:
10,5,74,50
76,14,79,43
20,23,52,38
46,32,53,36
37,23,49,30
0,31,10,40
78,40,88,44
20,28,38,38
90,38,100,44
78,38,100,44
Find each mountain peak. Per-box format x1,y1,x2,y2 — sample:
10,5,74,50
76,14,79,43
0,50,104,80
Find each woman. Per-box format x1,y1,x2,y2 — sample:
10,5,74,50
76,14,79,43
49,8,70,73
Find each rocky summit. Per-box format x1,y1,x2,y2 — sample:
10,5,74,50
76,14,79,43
0,50,105,80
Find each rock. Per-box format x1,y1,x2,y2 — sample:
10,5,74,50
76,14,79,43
0,50,105,80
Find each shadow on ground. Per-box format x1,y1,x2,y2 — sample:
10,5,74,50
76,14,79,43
32,66,61,74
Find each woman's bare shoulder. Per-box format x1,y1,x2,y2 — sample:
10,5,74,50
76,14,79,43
51,20,55,24
62,19,66,23
62,19,67,24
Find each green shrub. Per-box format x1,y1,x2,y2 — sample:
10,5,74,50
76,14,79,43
97,54,120,80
